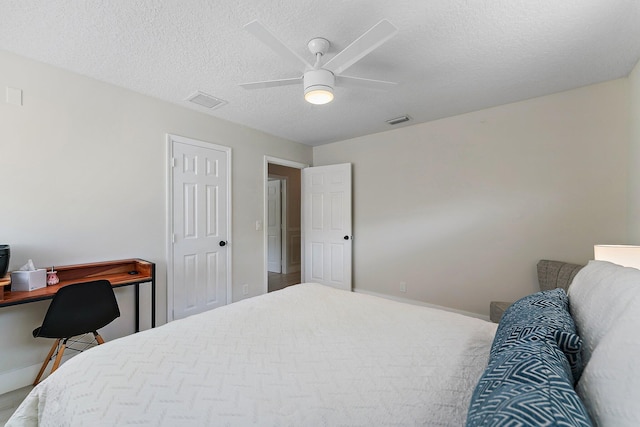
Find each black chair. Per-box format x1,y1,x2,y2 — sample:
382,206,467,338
33,279,120,385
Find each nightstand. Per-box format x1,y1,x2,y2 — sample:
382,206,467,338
490,301,512,323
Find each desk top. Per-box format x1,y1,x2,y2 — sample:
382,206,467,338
0,258,154,307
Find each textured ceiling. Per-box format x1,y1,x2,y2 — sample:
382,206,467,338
2,1,640,146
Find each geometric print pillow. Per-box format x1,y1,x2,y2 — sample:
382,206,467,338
492,289,572,353
466,340,593,426
491,288,584,382
491,324,583,383
554,329,583,382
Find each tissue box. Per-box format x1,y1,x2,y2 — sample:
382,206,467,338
11,269,47,291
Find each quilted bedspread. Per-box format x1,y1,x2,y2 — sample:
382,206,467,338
8,283,497,426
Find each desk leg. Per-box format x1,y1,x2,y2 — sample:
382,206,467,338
151,264,156,328
135,283,140,333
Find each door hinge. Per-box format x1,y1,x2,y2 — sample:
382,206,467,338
171,157,176,167
172,233,176,243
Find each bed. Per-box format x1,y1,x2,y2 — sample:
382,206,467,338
7,283,497,426
9,259,640,426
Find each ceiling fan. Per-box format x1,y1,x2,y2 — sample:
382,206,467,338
239,19,398,105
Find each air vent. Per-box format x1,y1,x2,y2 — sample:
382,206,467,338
386,115,411,125
186,91,227,110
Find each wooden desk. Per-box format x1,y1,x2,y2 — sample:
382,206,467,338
0,259,155,332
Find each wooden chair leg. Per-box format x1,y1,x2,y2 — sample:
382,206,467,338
93,332,105,345
34,339,60,386
50,342,66,374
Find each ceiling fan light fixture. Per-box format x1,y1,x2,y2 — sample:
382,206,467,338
305,86,334,104
304,69,335,105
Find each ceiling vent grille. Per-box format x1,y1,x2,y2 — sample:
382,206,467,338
386,115,411,125
186,91,227,110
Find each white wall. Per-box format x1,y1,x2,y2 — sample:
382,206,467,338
0,50,312,392
629,59,640,244
314,79,630,316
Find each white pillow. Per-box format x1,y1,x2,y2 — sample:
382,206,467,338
568,260,640,365
576,290,640,426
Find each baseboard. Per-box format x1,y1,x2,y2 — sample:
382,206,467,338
0,354,74,395
0,363,40,395
354,288,490,322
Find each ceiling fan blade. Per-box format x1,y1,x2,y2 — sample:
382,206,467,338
244,20,312,72
324,19,398,75
239,77,302,90
335,75,397,90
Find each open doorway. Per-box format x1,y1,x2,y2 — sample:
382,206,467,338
264,157,307,293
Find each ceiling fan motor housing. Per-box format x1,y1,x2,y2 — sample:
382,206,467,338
304,69,335,94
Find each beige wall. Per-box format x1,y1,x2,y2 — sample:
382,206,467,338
314,79,630,316
0,50,312,392
629,59,640,244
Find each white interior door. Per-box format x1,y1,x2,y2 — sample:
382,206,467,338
267,179,282,273
302,163,352,291
170,135,231,320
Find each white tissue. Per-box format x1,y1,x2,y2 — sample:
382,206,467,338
18,259,36,271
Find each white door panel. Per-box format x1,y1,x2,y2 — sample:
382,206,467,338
303,163,352,291
170,136,230,320
267,179,282,273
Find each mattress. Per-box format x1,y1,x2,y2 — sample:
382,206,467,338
8,283,497,426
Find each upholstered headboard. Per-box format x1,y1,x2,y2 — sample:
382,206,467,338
536,259,584,292
490,260,585,323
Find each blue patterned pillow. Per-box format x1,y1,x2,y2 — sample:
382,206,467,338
554,329,583,381
492,324,583,382
467,340,593,426
492,288,571,353
491,288,583,381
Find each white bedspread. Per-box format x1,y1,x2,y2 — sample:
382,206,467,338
8,284,496,426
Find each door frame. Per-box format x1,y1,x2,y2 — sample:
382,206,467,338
263,156,308,294
167,134,233,322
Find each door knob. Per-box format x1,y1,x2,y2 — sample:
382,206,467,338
344,235,350,240
219,241,227,247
